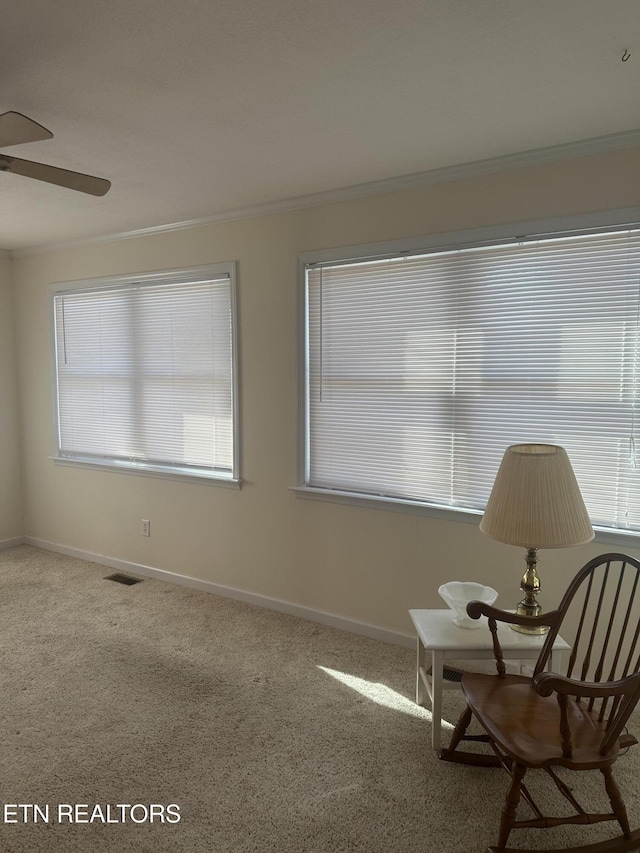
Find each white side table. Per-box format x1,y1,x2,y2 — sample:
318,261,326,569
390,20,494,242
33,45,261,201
409,609,570,751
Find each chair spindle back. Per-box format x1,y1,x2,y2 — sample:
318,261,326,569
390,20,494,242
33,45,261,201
535,553,640,733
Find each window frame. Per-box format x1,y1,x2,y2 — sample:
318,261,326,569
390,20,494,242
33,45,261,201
50,262,240,486
294,206,640,543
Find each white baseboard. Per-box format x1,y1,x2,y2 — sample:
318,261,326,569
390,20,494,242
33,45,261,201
23,537,414,649
0,536,26,550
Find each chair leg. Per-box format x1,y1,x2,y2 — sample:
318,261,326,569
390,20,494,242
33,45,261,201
439,705,501,766
601,766,632,839
445,704,472,754
496,762,526,850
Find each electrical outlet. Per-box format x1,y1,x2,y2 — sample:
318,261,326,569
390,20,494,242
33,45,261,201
142,519,150,537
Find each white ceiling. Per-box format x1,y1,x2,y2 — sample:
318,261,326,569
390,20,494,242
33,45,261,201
1,0,639,253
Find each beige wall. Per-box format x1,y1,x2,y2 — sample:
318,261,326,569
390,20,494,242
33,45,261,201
0,254,23,542
11,146,640,636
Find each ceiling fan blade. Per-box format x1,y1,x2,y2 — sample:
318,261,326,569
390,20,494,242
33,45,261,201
0,154,111,196
0,111,53,147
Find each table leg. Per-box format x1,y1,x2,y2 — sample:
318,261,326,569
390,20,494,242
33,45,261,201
549,646,566,674
430,649,444,750
416,637,427,705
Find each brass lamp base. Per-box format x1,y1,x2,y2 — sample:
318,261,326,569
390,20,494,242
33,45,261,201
511,597,549,635
510,547,549,635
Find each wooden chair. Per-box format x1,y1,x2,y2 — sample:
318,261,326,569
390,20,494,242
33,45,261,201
439,553,640,853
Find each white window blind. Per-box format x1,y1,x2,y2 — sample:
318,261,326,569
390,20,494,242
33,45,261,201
305,227,640,533
54,267,237,480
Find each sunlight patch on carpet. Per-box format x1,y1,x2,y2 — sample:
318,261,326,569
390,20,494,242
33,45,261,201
317,666,454,728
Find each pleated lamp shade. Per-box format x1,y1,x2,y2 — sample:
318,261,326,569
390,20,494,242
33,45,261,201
480,444,594,549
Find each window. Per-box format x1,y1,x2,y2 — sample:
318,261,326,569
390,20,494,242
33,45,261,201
301,224,640,534
53,264,238,482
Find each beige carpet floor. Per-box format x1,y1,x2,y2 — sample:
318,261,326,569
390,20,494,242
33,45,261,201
1,544,639,852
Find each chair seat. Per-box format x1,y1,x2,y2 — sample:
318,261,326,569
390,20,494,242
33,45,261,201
461,673,619,769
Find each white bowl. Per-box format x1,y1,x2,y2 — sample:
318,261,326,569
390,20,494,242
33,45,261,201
438,581,498,629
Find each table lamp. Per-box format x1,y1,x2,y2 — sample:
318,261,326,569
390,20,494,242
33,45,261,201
479,444,594,634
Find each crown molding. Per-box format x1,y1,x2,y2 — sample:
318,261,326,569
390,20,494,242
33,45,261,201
13,128,640,258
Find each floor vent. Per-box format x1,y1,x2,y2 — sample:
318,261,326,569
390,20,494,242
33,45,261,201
105,573,143,586
426,666,464,682
442,666,464,682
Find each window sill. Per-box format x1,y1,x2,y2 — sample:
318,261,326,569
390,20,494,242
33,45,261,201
51,456,241,487
289,485,483,523
289,485,640,546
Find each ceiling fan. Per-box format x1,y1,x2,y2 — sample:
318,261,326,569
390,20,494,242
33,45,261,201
0,111,111,196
